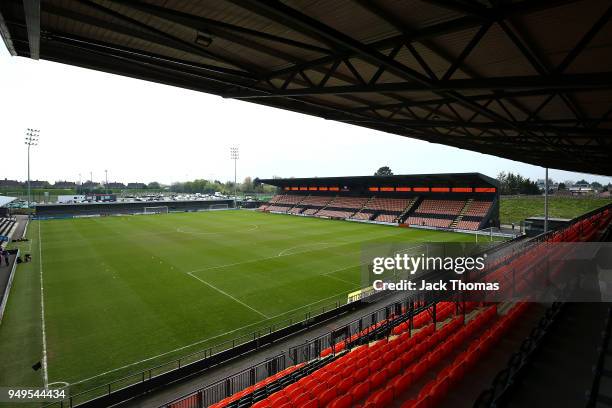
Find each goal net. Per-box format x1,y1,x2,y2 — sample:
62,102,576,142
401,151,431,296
475,227,494,242
144,206,169,214
210,204,230,210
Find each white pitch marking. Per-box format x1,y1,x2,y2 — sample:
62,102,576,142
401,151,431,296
176,223,259,235
38,222,49,388
276,242,334,257
47,381,69,388
66,288,356,387
187,272,269,319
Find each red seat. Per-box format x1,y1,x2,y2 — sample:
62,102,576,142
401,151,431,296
318,388,337,406
382,351,395,365
354,367,370,382
369,359,385,373
300,399,318,408
390,371,413,395
370,369,388,390
252,400,271,408
329,394,352,408
401,351,418,367
418,381,435,401
292,392,312,406
351,381,370,402
400,399,417,408
327,374,342,387
412,360,429,380
388,359,402,376
310,382,327,397
366,387,394,407
337,378,354,394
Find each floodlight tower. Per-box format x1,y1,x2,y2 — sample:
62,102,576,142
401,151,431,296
230,146,239,208
24,128,40,210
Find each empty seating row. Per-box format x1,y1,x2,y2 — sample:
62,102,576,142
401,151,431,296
365,197,412,212
351,212,373,221
406,216,453,229
327,196,369,210
456,220,481,230
316,209,356,218
414,200,466,216
401,303,529,408
251,309,467,408
265,205,292,213
293,196,336,215
0,218,15,238
464,201,492,217
373,214,397,223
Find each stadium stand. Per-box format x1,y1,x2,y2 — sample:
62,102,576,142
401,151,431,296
296,196,336,216
0,218,15,240
261,194,303,213
413,200,466,216
259,174,500,230
406,216,453,229
464,201,493,217
316,196,369,219
164,204,611,408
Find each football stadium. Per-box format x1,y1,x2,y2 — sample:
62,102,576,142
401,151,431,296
1,1,612,408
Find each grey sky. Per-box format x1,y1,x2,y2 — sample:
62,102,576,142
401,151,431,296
1,45,610,186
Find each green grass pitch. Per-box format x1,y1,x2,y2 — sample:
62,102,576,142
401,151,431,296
0,210,478,396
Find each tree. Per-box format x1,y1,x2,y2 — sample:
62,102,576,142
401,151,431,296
147,181,161,190
374,166,393,176
558,182,566,190
241,177,254,193
591,181,603,190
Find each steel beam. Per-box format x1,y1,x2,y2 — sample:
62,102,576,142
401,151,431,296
23,0,40,59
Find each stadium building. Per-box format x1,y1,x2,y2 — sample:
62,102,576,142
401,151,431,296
1,1,612,408
259,173,499,231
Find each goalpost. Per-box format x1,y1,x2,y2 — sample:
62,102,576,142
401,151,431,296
143,206,169,215
475,227,494,242
209,204,230,210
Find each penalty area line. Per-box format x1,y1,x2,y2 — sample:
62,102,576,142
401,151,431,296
67,289,356,388
187,272,270,319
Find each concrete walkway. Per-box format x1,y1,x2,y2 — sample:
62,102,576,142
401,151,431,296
117,293,407,408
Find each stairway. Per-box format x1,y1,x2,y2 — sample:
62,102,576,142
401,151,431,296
351,196,375,219
450,199,472,229
287,195,309,214
397,197,420,223
314,195,337,215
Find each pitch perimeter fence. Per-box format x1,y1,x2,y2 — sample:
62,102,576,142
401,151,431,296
43,288,382,407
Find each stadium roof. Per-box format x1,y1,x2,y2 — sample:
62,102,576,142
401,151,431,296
0,196,16,207
1,1,611,175
260,172,498,188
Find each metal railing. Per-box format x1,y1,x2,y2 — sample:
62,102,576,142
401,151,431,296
43,288,376,407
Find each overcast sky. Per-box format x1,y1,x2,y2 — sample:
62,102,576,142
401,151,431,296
1,45,610,186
